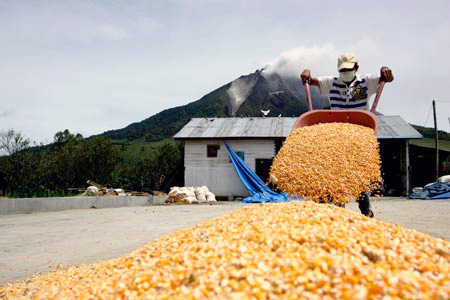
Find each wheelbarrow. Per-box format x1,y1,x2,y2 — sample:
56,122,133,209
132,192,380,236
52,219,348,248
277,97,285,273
293,80,386,134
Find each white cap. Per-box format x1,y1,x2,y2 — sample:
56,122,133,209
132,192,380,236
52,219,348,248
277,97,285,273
338,53,358,70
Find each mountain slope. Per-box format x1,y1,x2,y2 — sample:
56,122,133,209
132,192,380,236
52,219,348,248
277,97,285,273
101,82,231,141
100,70,329,141
411,125,450,141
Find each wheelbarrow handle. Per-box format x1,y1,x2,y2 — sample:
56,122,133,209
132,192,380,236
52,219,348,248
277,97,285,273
370,81,386,113
304,81,313,111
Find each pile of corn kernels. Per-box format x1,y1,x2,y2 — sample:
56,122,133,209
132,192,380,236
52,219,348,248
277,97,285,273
270,123,382,205
1,202,449,299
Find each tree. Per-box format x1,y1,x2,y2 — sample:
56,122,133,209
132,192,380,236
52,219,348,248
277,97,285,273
0,157,9,196
110,141,184,192
45,130,119,194
0,130,45,197
110,156,149,191
83,137,119,185
142,141,184,191
0,129,30,156
0,129,121,197
44,130,86,193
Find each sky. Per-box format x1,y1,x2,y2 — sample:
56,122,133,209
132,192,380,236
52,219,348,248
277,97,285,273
0,0,449,144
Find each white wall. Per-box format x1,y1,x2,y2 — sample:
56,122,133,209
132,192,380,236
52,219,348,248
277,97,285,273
184,139,275,197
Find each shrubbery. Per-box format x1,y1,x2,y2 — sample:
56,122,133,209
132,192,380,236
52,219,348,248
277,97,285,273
0,129,183,197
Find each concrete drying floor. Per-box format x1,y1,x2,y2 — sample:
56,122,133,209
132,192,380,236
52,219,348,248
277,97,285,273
1,198,449,284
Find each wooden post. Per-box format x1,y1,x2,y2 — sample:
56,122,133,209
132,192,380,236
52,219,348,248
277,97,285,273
433,100,439,180
405,140,410,195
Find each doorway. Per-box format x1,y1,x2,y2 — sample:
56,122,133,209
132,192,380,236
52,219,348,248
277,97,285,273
255,158,273,184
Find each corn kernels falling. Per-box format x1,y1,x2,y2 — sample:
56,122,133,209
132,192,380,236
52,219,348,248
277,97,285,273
270,123,382,205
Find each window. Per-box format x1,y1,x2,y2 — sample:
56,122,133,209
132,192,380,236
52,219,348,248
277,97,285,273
207,144,220,157
237,151,245,161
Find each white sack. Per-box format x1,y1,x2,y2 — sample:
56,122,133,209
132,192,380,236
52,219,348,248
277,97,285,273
195,188,207,203
206,192,216,202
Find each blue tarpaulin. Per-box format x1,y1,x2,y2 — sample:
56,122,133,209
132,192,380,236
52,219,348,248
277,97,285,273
225,142,297,203
409,182,450,200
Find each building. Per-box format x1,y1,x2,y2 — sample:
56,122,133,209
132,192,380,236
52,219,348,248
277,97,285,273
174,117,422,198
409,139,450,187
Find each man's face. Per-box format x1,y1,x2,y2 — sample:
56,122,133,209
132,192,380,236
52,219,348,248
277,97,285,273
338,64,358,83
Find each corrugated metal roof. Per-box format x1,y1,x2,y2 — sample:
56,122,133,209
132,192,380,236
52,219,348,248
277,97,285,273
174,116,422,140
174,117,297,139
377,116,423,139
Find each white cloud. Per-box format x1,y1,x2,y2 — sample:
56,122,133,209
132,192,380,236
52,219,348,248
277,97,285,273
0,110,14,118
262,44,338,78
95,24,128,40
262,36,383,78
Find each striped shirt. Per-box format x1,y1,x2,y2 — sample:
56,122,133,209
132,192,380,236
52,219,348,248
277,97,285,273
317,74,380,110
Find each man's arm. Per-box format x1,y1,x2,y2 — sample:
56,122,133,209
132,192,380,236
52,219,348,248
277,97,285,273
379,66,394,83
300,69,320,87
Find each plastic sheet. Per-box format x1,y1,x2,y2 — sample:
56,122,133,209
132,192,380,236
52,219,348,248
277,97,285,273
409,182,450,200
225,142,297,203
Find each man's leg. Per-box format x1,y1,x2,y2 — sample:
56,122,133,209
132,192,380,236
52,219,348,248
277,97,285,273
356,192,374,217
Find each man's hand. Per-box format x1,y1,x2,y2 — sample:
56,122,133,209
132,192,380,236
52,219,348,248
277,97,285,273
300,69,311,84
380,67,394,82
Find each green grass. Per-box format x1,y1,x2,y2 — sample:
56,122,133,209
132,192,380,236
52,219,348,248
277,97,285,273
409,138,450,152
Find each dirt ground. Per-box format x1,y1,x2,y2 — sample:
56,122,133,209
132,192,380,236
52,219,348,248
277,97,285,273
0,198,449,284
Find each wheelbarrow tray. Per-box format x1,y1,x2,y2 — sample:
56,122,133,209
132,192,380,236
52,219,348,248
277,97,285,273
293,109,379,134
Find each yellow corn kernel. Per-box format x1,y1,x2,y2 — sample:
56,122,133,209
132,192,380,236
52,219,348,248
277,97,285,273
1,202,449,299
270,123,382,205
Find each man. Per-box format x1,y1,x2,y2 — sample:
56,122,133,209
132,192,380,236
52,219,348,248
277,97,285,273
300,53,394,217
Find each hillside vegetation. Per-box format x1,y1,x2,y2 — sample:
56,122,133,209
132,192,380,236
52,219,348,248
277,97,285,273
99,70,327,143
411,124,450,141
101,83,231,141
0,130,183,197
